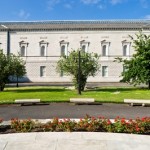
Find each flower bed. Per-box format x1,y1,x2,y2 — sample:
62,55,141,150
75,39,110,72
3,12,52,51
0,115,150,134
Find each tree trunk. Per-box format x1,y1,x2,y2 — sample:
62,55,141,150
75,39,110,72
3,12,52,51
148,81,150,90
16,76,19,88
0,83,5,91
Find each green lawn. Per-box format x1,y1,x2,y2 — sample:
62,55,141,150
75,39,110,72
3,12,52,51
0,86,150,104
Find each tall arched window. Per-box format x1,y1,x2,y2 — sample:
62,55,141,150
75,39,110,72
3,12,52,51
81,45,86,52
21,46,25,56
101,40,110,57
80,40,89,53
123,45,127,56
41,45,45,56
61,45,66,56
102,45,107,56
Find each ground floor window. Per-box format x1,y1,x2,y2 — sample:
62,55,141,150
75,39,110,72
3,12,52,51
40,66,46,77
102,66,108,77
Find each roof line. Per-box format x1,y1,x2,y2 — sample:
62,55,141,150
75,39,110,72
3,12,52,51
0,19,150,23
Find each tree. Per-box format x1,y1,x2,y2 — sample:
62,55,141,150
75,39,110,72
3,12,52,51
0,50,26,91
57,49,100,93
115,31,150,89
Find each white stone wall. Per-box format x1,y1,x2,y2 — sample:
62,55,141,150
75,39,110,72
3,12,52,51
0,32,7,54
0,29,149,83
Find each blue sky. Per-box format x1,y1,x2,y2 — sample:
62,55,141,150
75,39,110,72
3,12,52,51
0,0,150,21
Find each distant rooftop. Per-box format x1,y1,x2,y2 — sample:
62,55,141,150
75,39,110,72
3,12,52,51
0,20,150,31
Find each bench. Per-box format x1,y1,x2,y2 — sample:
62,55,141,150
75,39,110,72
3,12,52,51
70,98,100,105
124,99,150,107
15,99,41,105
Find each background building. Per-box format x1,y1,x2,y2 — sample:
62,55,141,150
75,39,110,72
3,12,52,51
0,20,150,84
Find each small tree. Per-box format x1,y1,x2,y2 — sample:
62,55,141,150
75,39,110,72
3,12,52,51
0,50,26,91
115,31,150,89
57,49,100,92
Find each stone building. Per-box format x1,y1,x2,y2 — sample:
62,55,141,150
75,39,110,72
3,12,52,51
0,20,150,84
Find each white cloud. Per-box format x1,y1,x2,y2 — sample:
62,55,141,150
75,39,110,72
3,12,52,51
81,0,101,5
144,15,150,19
18,10,30,19
110,0,125,5
47,0,60,10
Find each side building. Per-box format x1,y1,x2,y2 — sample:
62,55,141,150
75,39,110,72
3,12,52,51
0,20,150,84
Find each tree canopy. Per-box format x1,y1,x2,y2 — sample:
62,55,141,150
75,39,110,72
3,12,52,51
57,49,100,92
0,50,26,91
115,31,150,89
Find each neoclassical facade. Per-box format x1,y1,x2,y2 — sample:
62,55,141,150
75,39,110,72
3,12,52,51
0,20,150,83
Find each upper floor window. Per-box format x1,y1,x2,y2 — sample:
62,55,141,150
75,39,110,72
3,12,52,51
61,45,66,56
19,41,28,57
39,40,48,57
80,40,90,53
101,40,110,57
60,40,69,56
122,40,131,56
41,45,46,56
102,45,107,56
21,46,26,56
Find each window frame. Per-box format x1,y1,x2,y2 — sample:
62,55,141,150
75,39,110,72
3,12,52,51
39,40,49,57
19,41,28,57
122,40,131,57
80,40,90,53
60,40,69,56
101,40,110,57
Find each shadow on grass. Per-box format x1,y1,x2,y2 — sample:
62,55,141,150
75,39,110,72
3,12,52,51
4,88,70,93
84,87,148,92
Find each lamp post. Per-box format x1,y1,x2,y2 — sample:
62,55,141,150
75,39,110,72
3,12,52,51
78,50,81,95
1,24,10,55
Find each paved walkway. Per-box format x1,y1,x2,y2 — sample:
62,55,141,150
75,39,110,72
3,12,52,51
0,132,150,150
0,103,150,120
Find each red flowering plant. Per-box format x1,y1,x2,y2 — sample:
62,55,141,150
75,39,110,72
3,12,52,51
76,115,107,132
9,116,150,134
42,118,77,132
42,117,59,132
11,118,35,132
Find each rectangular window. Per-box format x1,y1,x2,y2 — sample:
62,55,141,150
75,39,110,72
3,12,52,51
102,66,108,77
40,66,46,77
60,70,64,77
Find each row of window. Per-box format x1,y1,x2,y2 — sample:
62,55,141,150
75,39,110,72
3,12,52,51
40,66,109,77
20,40,131,57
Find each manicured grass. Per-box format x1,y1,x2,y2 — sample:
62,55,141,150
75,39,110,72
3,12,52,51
0,86,150,104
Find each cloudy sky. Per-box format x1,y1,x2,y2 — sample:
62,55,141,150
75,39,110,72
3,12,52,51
0,0,150,21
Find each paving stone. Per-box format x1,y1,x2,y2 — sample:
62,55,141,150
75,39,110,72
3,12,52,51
0,141,7,150
36,132,82,140
0,133,36,142
56,139,107,150
4,141,56,150
106,141,150,150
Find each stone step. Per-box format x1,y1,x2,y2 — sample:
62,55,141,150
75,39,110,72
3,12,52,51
124,99,150,106
70,98,95,103
15,99,41,105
